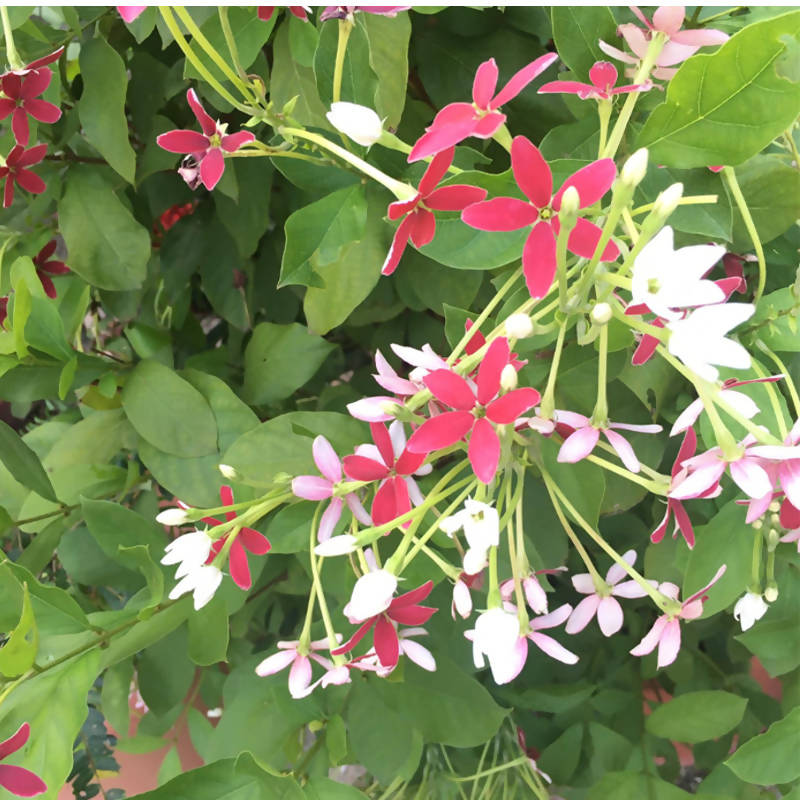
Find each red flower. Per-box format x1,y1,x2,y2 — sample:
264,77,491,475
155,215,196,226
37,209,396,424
32,240,69,299
651,427,698,548
0,70,62,146
382,146,486,275
0,297,8,328
332,581,437,669
0,144,47,208
157,89,255,191
1,47,64,79
0,723,47,797
258,6,309,21
461,136,618,298
406,337,540,483
408,54,558,163
190,486,271,591
343,422,427,527
538,60,650,101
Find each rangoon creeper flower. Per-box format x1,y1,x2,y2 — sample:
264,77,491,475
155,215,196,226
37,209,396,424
255,637,337,698
440,498,499,575
631,565,726,668
257,7,310,22
465,607,527,685
320,6,410,22
733,592,769,632
462,136,619,298
566,550,650,636
117,6,147,22
360,627,437,677
539,60,650,101
32,240,70,299
500,569,566,615
409,54,558,162
630,226,726,321
0,68,62,146
160,529,213,579
157,89,255,191
326,102,383,146
667,303,755,382
344,568,399,622
169,564,223,611
0,144,47,208
0,723,47,797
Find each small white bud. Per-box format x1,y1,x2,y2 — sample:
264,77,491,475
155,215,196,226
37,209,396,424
218,464,239,481
206,707,223,719
559,185,580,219
314,534,358,557
620,147,649,187
504,313,534,339
764,584,779,603
653,182,683,219
591,302,613,325
155,508,190,526
500,363,518,392
326,102,383,147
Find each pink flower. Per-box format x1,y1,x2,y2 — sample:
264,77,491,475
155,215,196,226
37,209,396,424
157,89,255,191
462,137,619,298
409,55,558,162
631,565,726,668
539,60,650,101
255,637,336,698
382,147,487,275
406,337,540,483
0,70,61,146
651,428,700,548
525,603,579,665
556,410,661,473
372,349,421,397
292,435,371,541
346,396,398,423
451,571,482,619
500,569,566,615
0,144,47,208
343,421,430,528
0,723,47,797
748,419,800,510
1,47,63,79
565,550,649,636
320,6,410,21
32,239,69,299
117,6,147,23
258,6,310,22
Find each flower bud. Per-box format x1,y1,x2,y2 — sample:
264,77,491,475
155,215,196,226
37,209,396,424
504,313,534,339
315,534,358,557
500,363,517,392
591,302,613,325
218,463,239,481
620,147,649,187
326,102,383,147
558,185,580,227
653,182,683,220
155,508,190,526
764,583,779,603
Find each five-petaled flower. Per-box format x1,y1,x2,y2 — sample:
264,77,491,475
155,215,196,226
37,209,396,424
32,239,69,298
462,136,619,298
382,146,487,275
0,144,47,208
0,69,61,146
0,723,47,797
157,89,255,191
255,637,338,698
409,54,558,162
539,60,650,101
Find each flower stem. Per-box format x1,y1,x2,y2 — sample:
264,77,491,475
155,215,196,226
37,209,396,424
308,505,340,655
0,7,22,70
597,99,612,159
217,6,253,88
756,341,800,419
748,528,763,593
505,477,529,630
591,323,609,426
539,321,567,420
332,18,354,104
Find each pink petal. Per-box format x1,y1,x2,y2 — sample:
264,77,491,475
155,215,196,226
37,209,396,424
538,79,599,97
409,209,436,248
292,475,332,501
318,497,343,542
612,580,649,599
669,462,726,500
554,158,616,210
683,564,726,606
312,435,342,483
657,618,682,669
650,506,671,545
533,603,572,630
528,632,579,664
558,426,600,463
0,724,29,760
780,498,800,530
729,459,772,499
630,614,668,657
199,148,225,191
486,387,541,425
401,638,436,671
24,98,61,125
476,337,509,405
407,104,477,162
186,88,217,137
407,411,475,453
565,216,619,261
565,594,600,634
606,549,636,585
14,169,46,194
388,197,418,220
332,618,377,656
671,28,729,47
240,528,271,555
472,58,499,108
221,130,256,152
382,215,413,275
596,596,624,636
374,615,400,668
522,221,557,298
671,499,696,548
489,636,528,684
468,417,501,484
603,428,641,473
0,764,48,797
390,603,436,626
619,23,650,60
670,398,704,436
461,196,538,232
345,493,372,526
343,455,389,481
347,396,396,422
118,5,147,23
425,184,488,211
598,38,639,64
157,129,209,155
255,648,297,676
571,573,595,594
394,447,426,476
490,52,559,108
288,655,313,698
419,147,454,196
371,478,398,527
589,60,617,90
472,111,505,138
423,369,476,411
392,580,434,608
511,136,552,208
20,69,51,99
652,5,685,34
14,142,47,167
779,460,800,510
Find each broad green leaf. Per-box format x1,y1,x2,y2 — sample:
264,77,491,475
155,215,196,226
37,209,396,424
81,497,169,561
314,18,378,108
243,322,335,405
361,12,411,127
538,722,584,784
59,168,150,291
122,360,218,457
646,691,747,743
637,11,800,167
288,13,318,67
325,715,348,767
188,595,229,666
0,419,58,502
305,777,365,800
420,218,526,270
587,771,696,800
726,706,800,784
101,658,134,736
12,273,31,358
0,583,38,677
79,37,137,183
25,296,73,360
280,185,367,288
736,616,800,677
15,519,65,575
117,544,165,615
551,7,619,80
137,625,195,715
265,502,313,554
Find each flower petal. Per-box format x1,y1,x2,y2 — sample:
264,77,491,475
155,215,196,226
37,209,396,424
424,369,476,410
468,418,500,484
288,655,313,698
157,129,210,154
381,215,413,275
657,618,682,669
461,196,538,232
221,130,256,152
186,88,218,137
511,136,552,208
292,475,332,501
409,209,436,248
255,648,297,677
407,412,475,453
0,723,29,760
476,337,509,405
199,147,225,190
318,497,343,542
603,428,641,473
374,615,400,668
425,184,487,211
554,158,616,210
558,426,600,463
596,596,624,636
486,387,540,425
491,52,559,108
401,638,437,671
408,104,477,162
343,455,388,482
228,539,252,590
418,147,454,196
0,764,48,797
528,632,579,664
522,220,557,299
630,614,668,657
313,435,342,483
565,594,600,634
472,58,499,107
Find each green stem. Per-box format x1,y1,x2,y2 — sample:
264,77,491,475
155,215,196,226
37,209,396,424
505,478,529,629
696,382,740,460
217,6,251,87
597,99,612,159
591,323,609,426
492,124,513,153
308,505,340,655
539,321,567,420
784,130,800,170
584,452,669,494
723,166,766,305
487,544,501,608
1,7,22,71
748,528,763,593
332,18,354,104
756,341,800,419
751,358,789,440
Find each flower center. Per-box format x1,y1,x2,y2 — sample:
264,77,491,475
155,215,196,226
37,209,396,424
209,133,222,148
539,206,553,220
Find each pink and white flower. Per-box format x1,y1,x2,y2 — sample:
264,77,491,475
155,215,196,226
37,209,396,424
440,498,499,575
539,60,650,101
255,637,337,698
466,607,527,685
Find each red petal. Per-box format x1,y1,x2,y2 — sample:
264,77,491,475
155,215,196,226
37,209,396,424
522,221,556,298
476,337,509,405
25,98,61,124
418,147,454,196
632,333,659,365
382,216,413,275
374,615,400,668
472,58,499,108
228,539,252,590
12,109,30,147
538,80,596,96
780,498,800,530
0,764,48,796
186,88,217,137
511,136,552,208
554,158,616,210
0,723,29,759
409,209,436,248
408,104,477,162
389,604,437,625
394,447,426,476
486,387,541,424
20,68,51,99
468,417,500,484
564,216,619,260
472,111,505,138
425,184,487,211
671,500,695,548
37,272,56,298
343,455,389,481
332,618,377,655
589,61,618,91
221,130,255,152
24,47,64,71
368,421,394,468
3,176,14,208
461,196,537,232
464,319,486,355
35,240,56,263
15,168,46,194
220,485,235,515
491,52,559,108
199,148,225,190
157,129,210,154
388,197,418,220
391,581,434,608
240,527,271,555
372,479,398,527
406,411,475,453
0,98,14,119
423,369,476,410
674,427,697,475
16,143,47,167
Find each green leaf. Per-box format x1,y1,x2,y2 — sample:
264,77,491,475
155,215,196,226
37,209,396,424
314,18,378,108
420,219,526,270
361,12,411,127
243,322,335,405
78,37,137,183
587,771,696,800
12,274,31,358
0,419,58,502
58,355,78,400
81,498,165,560
538,723,584,784
726,706,800,784
280,185,367,289
0,583,38,678
122,360,218,457
137,625,195,716
188,595,229,666
646,691,748,743
325,715,348,767
101,658,134,737
25,296,73,360
59,168,150,291
637,10,800,168
118,544,165,615
305,777,365,800
551,7,619,80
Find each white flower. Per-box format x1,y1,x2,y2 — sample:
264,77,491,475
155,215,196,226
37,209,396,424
314,534,358,557
631,227,726,321
667,303,755,382
161,529,213,578
168,564,223,610
465,607,526,685
155,507,190,526
326,102,383,146
440,499,499,575
733,591,769,631
343,569,397,622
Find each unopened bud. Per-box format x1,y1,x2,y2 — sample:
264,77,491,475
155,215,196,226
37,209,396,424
326,102,383,147
653,182,683,219
767,528,780,551
764,583,779,603
620,147,649,187
500,363,518,392
591,302,613,325
315,534,358,557
218,464,239,481
155,508,190,526
752,519,763,530
504,313,534,339
769,500,781,513
770,513,781,528
558,185,580,225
